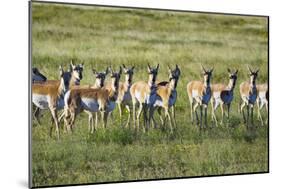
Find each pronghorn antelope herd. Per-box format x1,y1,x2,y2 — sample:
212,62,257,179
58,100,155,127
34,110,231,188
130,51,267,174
32,62,268,139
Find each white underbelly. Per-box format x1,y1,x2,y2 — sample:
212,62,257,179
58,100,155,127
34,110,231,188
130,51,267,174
153,91,177,108
81,98,99,112
153,96,164,107
33,94,49,109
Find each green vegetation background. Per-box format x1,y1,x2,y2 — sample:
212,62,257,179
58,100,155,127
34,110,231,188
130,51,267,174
31,2,268,187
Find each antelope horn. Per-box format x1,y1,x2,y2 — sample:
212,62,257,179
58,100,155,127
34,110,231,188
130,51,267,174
200,64,206,72
247,65,253,73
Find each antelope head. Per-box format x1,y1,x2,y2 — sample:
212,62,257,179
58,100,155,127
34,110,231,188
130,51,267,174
247,65,259,86
122,64,135,85
168,64,181,89
201,64,213,86
70,60,84,85
109,66,122,92
147,63,159,86
227,68,238,89
92,67,109,88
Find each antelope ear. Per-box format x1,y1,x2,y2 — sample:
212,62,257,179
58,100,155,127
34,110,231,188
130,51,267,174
71,60,75,69
105,67,110,75
256,69,259,74
131,66,135,70
227,68,231,73
156,64,159,70
109,66,113,74
235,69,239,74
119,66,122,75
176,66,181,76
33,67,38,74
122,64,127,72
200,64,206,72
247,65,252,73
210,67,214,73
59,65,64,77
168,65,172,73
92,69,97,75
147,64,151,72
69,63,73,72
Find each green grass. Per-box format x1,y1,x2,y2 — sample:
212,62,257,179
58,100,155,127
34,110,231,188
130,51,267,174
31,2,268,187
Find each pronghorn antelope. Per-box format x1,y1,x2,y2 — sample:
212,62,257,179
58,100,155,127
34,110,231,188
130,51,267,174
239,66,259,127
82,67,111,133
152,65,181,132
115,64,135,127
32,66,71,139
130,64,159,132
32,67,47,83
256,83,268,125
211,69,238,126
187,65,213,128
84,68,109,132
33,62,84,125
63,67,121,132
57,67,109,130
32,68,47,124
91,68,109,88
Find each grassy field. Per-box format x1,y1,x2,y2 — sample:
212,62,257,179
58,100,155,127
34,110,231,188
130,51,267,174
31,2,269,187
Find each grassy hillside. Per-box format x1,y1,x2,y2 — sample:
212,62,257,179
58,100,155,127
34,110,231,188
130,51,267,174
31,2,268,187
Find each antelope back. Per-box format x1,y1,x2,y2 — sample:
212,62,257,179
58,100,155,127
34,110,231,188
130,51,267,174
32,67,47,82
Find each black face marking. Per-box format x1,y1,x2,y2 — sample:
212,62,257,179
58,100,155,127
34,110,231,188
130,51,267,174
229,74,237,80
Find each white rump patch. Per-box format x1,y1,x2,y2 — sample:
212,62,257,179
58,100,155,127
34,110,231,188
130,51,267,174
258,92,267,108
192,90,199,98
135,91,142,102
213,92,220,99
259,91,266,99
